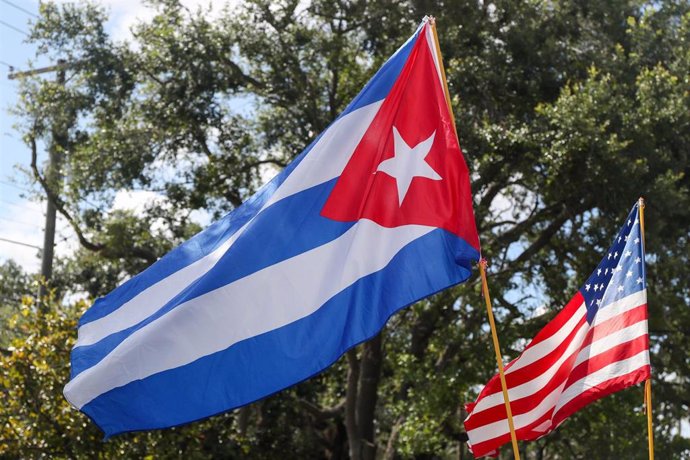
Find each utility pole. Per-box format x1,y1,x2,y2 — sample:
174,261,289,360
9,59,70,299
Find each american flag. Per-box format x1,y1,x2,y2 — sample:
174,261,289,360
464,203,651,457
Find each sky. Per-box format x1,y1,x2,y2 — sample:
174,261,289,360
0,0,222,273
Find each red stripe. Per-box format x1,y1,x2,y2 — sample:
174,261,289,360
465,302,587,429
467,294,585,407
509,293,584,353
466,302,586,429
552,366,650,428
504,313,587,386
564,333,649,389
465,296,650,457
464,343,580,428
468,365,651,457
579,304,647,351
468,408,557,457
466,331,648,430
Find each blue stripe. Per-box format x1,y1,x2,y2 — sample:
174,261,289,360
71,179,354,378
78,30,419,327
338,23,420,115
81,228,478,437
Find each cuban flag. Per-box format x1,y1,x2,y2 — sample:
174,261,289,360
64,18,480,437
464,202,650,457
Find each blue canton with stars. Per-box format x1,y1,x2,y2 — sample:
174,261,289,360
580,203,646,324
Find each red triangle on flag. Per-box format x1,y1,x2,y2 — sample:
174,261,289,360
321,24,480,251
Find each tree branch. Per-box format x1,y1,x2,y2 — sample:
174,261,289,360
299,398,346,420
382,416,404,460
30,135,159,265
29,135,104,252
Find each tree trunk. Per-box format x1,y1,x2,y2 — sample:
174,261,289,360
345,334,383,460
357,334,382,460
346,349,361,460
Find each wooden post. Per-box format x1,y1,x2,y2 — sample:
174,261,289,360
638,197,654,460
428,19,520,459
479,259,521,460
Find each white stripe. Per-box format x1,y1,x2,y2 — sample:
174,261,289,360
468,319,589,415
467,291,650,448
591,289,646,326
506,303,586,374
64,220,434,409
553,349,650,415
260,100,383,209
75,101,383,349
572,320,648,369
467,383,565,445
425,24,445,92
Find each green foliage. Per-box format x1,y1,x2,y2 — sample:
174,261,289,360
0,260,35,347
3,0,690,458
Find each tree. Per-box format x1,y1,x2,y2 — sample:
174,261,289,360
5,0,689,458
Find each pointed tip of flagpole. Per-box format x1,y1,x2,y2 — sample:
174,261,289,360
638,196,646,209
423,15,436,26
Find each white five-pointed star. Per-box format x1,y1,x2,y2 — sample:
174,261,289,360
376,127,442,205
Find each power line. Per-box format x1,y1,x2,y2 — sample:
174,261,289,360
0,0,38,19
0,198,43,214
0,19,28,36
0,180,33,192
0,60,15,71
0,215,42,229
0,236,41,250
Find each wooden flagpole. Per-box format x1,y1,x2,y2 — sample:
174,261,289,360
429,18,520,460
638,197,654,460
479,259,521,460
428,19,457,135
